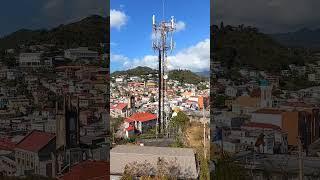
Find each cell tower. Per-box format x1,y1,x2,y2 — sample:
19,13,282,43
152,13,175,134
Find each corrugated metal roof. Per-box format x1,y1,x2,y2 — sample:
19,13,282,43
110,145,198,179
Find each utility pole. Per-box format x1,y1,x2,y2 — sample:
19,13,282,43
152,13,175,135
298,136,304,180
203,107,206,159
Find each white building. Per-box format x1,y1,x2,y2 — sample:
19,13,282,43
115,78,124,83
308,73,320,82
64,47,99,60
129,76,141,81
19,53,42,68
251,109,284,128
260,80,272,108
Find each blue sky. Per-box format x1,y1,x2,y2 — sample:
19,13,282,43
111,0,210,72
0,0,107,37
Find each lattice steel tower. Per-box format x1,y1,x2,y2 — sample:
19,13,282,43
152,14,175,134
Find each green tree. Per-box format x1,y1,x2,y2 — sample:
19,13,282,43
170,137,184,148
212,155,248,180
199,154,210,180
170,111,189,134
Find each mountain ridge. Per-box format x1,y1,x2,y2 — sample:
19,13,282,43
271,27,320,48
111,66,208,84
0,15,109,50
211,24,312,72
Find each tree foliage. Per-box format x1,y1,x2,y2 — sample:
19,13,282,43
168,69,205,84
111,66,157,77
212,155,248,180
0,15,108,50
212,24,313,73
170,111,189,133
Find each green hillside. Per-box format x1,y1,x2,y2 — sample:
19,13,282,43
111,66,206,84
111,66,157,76
0,15,108,50
168,69,206,84
212,24,311,72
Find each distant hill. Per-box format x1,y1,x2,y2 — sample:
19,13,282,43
195,71,210,78
168,69,206,84
0,15,108,50
111,66,157,77
111,66,206,84
271,28,320,48
212,24,311,72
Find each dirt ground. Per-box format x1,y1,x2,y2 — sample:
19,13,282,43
185,122,210,157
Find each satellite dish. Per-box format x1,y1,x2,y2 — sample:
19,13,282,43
164,75,168,80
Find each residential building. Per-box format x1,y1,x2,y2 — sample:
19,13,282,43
64,47,99,61
124,112,157,135
15,130,56,177
19,53,42,68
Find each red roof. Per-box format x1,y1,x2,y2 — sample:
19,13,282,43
243,122,281,130
125,112,157,123
114,103,127,110
15,130,55,152
59,160,109,180
253,109,285,114
0,138,16,151
126,125,134,131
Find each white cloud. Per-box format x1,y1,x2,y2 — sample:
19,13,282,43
175,21,186,32
110,9,128,30
167,38,210,72
43,0,63,10
214,0,320,33
111,54,129,63
127,55,158,70
113,38,210,72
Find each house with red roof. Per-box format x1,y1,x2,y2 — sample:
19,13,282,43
14,130,56,178
0,138,17,176
0,138,16,151
58,160,109,180
110,103,128,118
124,112,157,138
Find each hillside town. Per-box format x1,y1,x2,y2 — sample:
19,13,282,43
211,52,320,179
0,42,110,179
109,70,210,179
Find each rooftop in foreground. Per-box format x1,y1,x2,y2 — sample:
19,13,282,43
58,160,109,180
110,145,198,179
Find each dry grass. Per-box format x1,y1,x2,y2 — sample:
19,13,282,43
185,122,210,157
